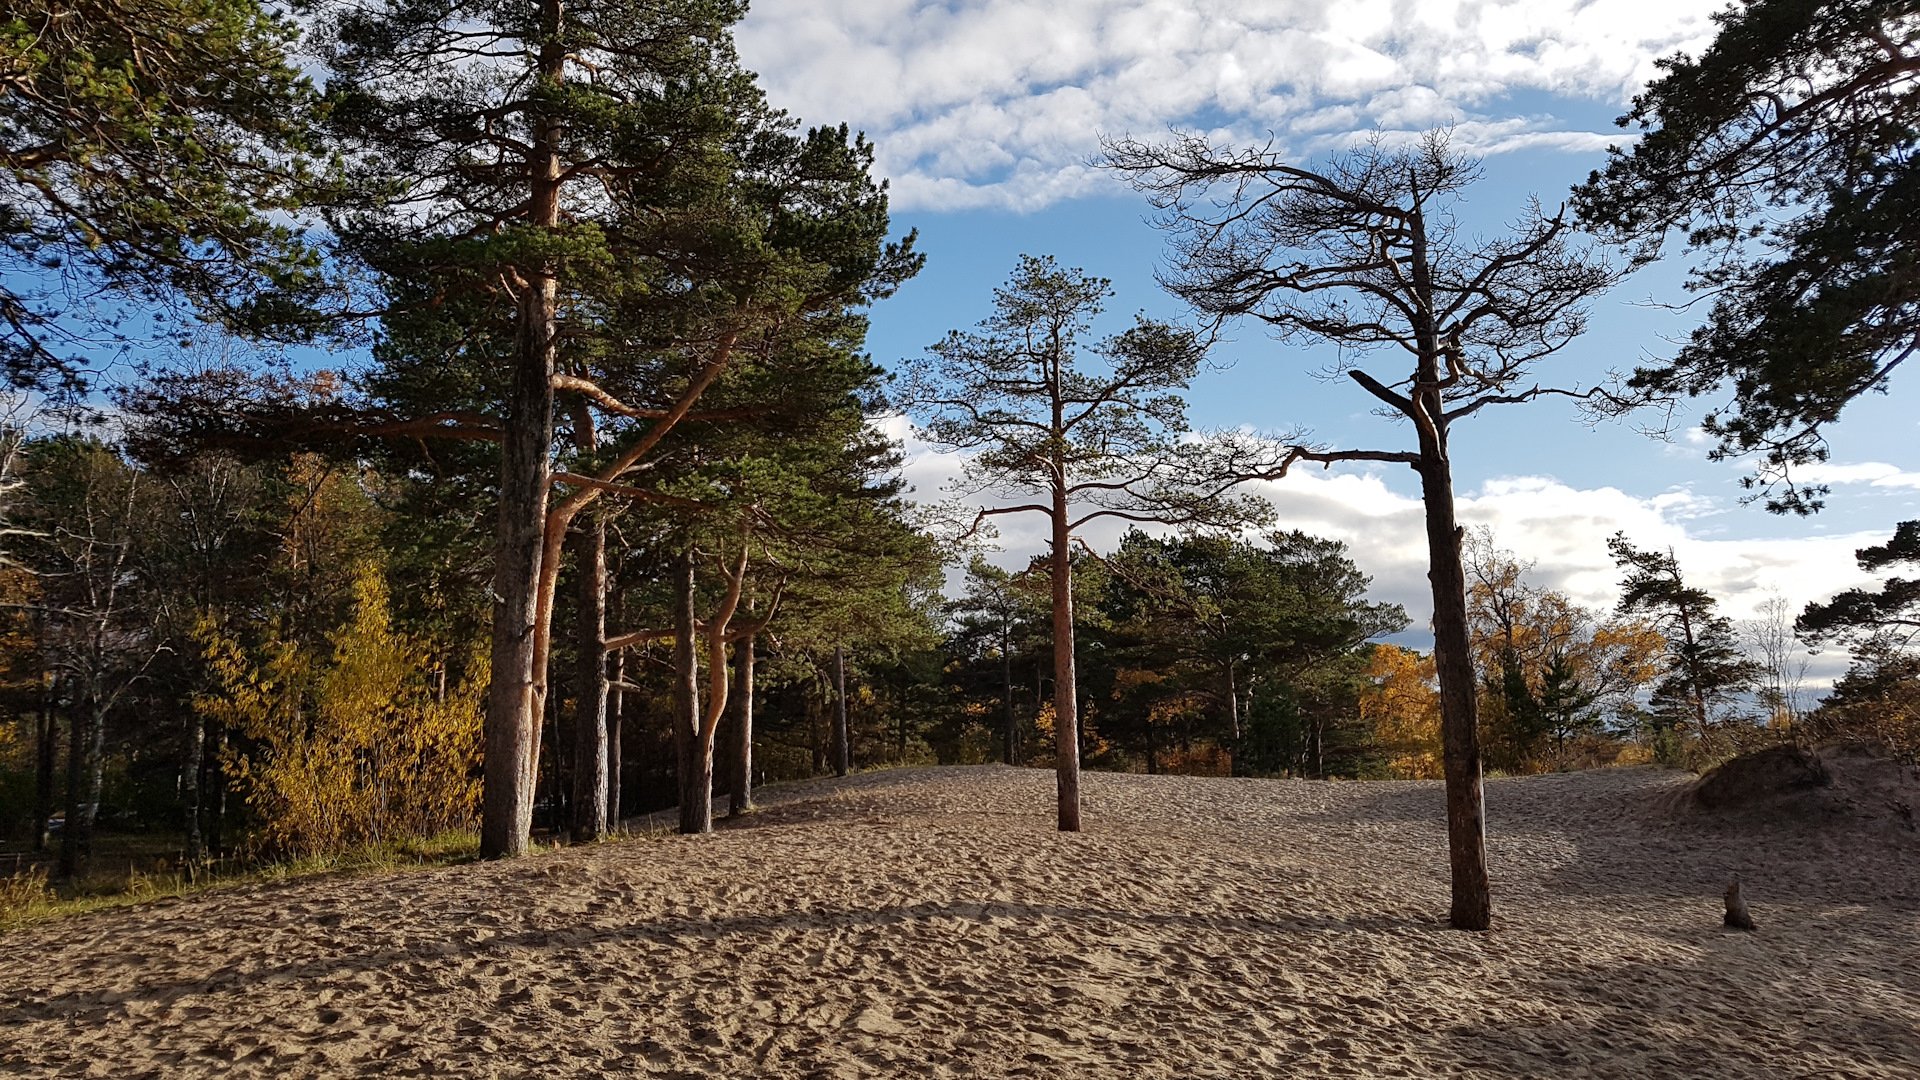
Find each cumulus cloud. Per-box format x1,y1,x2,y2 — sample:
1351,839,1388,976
736,0,1724,211
883,414,1880,687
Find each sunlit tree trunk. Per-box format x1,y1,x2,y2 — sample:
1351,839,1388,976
569,507,609,841
1001,627,1016,765
672,550,709,835
479,0,563,860
1409,305,1491,929
1049,480,1082,832
729,635,755,816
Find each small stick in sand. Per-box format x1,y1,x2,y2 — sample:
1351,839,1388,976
1724,877,1755,931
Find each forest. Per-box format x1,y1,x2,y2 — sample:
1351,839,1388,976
1,0,1917,943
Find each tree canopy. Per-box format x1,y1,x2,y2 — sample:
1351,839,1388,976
0,0,332,390
1108,130,1617,931
1797,520,1920,649
1574,0,1920,513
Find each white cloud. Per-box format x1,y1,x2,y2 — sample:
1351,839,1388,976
887,414,1880,687
1793,461,1920,491
736,0,1724,211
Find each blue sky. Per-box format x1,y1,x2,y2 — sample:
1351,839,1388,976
736,0,1920,681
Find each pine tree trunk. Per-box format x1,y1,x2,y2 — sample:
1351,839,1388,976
832,644,850,778
479,0,563,860
1001,628,1017,765
714,662,736,805
569,510,609,842
1049,490,1082,832
607,648,624,826
679,738,714,836
673,550,710,835
729,635,755,816
1416,443,1492,931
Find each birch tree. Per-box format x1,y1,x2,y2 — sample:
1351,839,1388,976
14,437,162,877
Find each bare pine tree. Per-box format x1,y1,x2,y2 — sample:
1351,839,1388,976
1107,131,1617,929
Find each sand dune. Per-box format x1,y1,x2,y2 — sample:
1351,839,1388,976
2,765,1915,1078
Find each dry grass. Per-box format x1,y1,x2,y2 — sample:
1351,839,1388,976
0,830,480,932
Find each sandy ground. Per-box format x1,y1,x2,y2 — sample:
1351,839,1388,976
1,764,1916,1079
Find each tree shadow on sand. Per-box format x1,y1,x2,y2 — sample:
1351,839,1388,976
1423,941,1920,1078
0,898,1433,1030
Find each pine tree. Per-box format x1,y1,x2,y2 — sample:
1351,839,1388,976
1608,533,1760,754
320,0,915,855
1574,0,1920,513
901,254,1268,831
1109,131,1615,929
1,0,331,388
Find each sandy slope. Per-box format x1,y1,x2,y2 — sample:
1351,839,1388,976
2,765,1915,1079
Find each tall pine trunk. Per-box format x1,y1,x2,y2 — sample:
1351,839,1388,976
832,644,850,777
479,0,564,860
1403,198,1492,931
1415,418,1491,931
1049,485,1082,832
729,635,755,816
1001,628,1016,765
569,509,609,841
672,550,710,835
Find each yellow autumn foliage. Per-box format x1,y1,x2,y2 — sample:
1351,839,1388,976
1360,644,1444,779
196,563,483,858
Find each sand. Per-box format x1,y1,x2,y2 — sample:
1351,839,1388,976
2,764,1916,1078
